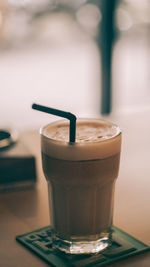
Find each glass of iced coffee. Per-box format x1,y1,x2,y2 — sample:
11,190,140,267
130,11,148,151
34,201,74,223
40,118,121,254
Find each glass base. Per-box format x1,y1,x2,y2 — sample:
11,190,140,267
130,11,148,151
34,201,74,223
53,236,111,254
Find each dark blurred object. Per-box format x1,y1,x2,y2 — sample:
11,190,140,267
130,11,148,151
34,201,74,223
98,0,150,114
97,0,117,114
0,129,17,150
0,129,37,192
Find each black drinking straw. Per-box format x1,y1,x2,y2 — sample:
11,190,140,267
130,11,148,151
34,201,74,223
32,103,76,143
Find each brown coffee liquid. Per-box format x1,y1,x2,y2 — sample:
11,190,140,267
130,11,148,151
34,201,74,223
42,152,120,240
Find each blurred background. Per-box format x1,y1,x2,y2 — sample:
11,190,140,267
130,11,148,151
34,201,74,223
0,0,150,130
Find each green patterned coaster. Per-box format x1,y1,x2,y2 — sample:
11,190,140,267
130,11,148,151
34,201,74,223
16,226,150,267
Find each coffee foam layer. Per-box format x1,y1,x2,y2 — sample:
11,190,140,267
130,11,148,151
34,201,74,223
41,119,121,160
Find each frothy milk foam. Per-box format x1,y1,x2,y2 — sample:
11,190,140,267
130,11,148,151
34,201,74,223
41,119,121,245
41,119,121,161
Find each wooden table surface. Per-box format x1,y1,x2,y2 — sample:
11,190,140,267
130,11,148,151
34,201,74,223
0,112,150,267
